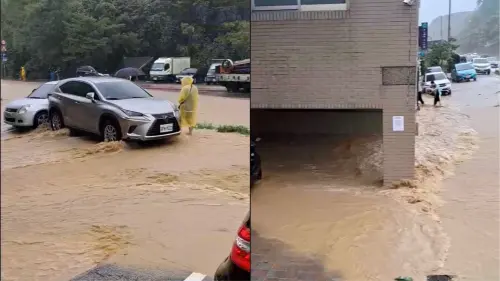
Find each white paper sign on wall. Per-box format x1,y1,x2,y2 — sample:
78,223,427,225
392,116,404,132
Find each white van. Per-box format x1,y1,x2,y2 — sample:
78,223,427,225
149,57,191,82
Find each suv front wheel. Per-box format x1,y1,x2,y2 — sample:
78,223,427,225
100,118,122,142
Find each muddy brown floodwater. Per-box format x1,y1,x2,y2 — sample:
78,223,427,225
1,80,249,281
252,78,494,280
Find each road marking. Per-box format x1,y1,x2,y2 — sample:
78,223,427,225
184,272,207,281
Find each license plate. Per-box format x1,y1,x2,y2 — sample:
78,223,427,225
153,77,157,80
159,123,173,133
466,75,471,78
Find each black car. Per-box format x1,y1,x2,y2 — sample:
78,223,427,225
76,65,106,77
250,140,262,185
214,213,250,281
175,67,208,84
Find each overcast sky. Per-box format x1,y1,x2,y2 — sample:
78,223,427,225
419,0,477,23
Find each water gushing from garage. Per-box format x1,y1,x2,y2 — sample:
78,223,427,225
251,98,479,280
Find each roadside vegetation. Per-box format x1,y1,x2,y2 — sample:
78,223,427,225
423,40,460,73
196,122,249,136
0,0,249,79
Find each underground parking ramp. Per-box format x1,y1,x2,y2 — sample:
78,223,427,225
70,264,213,281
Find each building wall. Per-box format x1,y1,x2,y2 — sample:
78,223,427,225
251,0,418,184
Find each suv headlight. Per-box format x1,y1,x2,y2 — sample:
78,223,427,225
122,109,149,120
173,107,180,118
18,105,32,114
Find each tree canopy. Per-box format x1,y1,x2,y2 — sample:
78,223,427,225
424,40,459,73
0,0,249,78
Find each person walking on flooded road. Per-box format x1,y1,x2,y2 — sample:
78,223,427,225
430,80,442,107
177,76,199,135
20,66,26,81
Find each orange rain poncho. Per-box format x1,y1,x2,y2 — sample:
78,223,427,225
177,76,199,128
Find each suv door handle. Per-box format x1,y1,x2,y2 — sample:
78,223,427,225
74,101,80,104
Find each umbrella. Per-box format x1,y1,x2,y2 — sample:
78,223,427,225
114,67,145,79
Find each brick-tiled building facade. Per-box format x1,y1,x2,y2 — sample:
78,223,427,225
251,0,418,184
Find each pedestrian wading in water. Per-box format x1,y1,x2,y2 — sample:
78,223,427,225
430,80,442,107
177,76,199,135
417,81,424,110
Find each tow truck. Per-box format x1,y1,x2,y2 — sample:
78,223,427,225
215,59,250,93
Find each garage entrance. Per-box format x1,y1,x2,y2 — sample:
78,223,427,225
251,109,384,185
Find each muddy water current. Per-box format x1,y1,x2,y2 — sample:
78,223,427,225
252,94,484,280
1,82,249,281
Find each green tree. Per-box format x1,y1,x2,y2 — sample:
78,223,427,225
0,0,249,79
424,40,459,72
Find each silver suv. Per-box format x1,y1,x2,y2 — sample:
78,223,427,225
48,77,180,142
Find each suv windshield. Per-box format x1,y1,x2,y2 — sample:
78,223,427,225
28,83,56,99
456,63,473,71
95,80,153,100
473,58,488,64
426,73,446,81
151,63,165,71
426,66,442,73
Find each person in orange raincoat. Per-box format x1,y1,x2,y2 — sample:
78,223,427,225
20,66,26,81
177,76,199,135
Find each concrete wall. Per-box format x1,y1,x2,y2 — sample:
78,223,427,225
251,0,418,184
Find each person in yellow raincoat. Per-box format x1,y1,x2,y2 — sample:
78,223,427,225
177,76,199,135
20,66,26,81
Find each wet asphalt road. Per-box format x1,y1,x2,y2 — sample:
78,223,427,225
70,264,213,281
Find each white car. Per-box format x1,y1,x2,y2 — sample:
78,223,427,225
472,57,491,75
3,81,59,129
423,72,452,96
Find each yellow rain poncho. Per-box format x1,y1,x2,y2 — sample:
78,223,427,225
20,66,26,81
177,76,199,128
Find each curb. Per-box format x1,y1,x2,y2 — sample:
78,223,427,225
70,264,213,281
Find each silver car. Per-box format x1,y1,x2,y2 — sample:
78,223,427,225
48,77,180,142
3,81,59,129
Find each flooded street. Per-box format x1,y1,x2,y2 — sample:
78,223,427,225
252,75,498,280
439,75,500,280
1,80,249,281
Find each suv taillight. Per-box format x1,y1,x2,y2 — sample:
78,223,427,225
230,223,250,272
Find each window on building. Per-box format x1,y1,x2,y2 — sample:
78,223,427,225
252,0,347,11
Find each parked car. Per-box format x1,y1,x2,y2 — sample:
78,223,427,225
214,212,250,281
175,67,207,84
48,77,180,142
451,63,477,82
472,57,491,75
426,66,443,73
76,66,107,77
423,72,452,95
3,81,59,129
488,58,499,69
251,139,262,185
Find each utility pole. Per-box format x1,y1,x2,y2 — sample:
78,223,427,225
448,0,452,41
440,16,443,40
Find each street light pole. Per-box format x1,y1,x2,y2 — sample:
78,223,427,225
448,0,452,41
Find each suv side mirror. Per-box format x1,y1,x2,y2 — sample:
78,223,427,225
86,92,95,101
